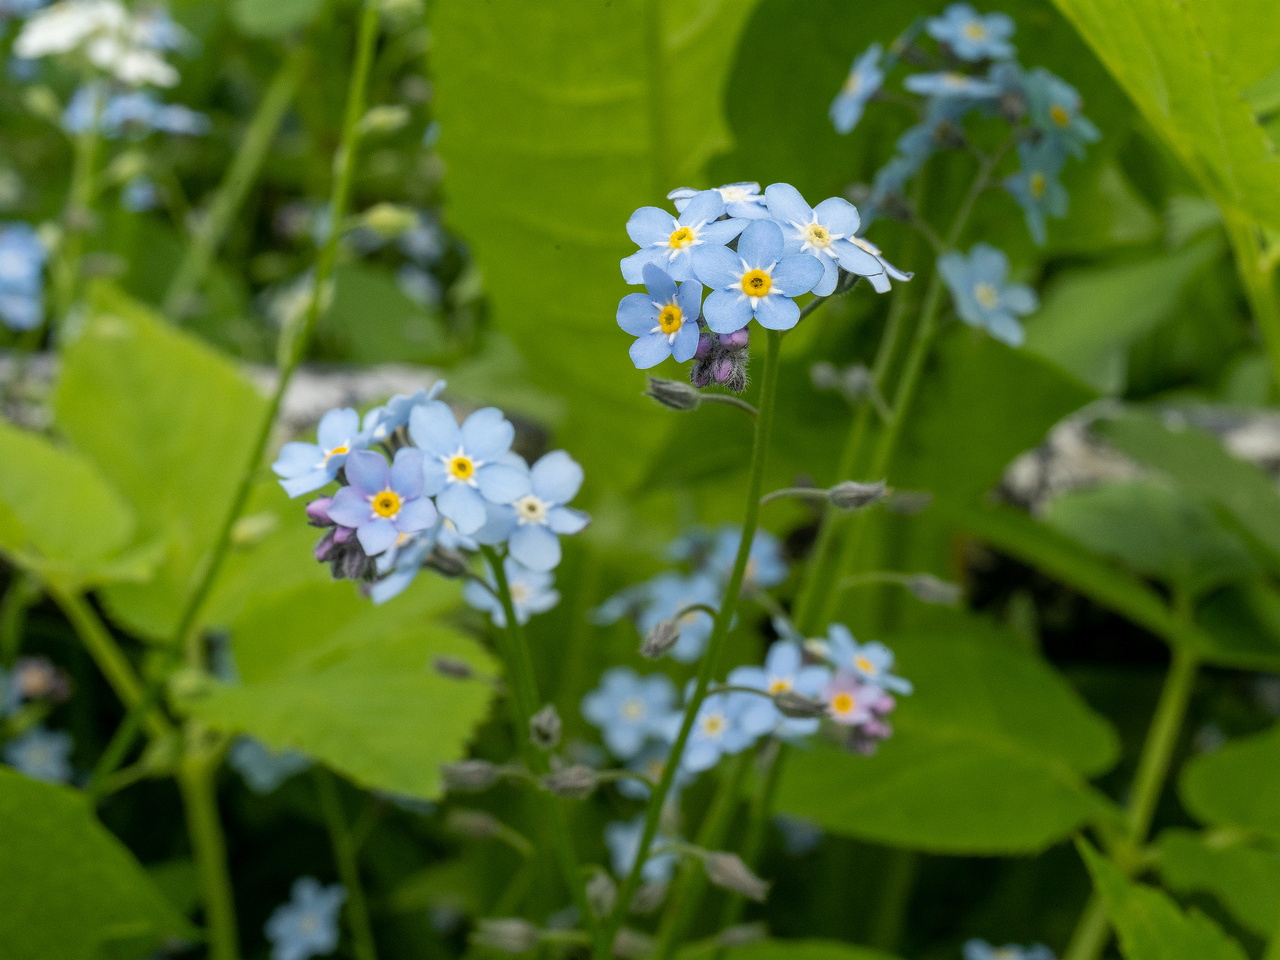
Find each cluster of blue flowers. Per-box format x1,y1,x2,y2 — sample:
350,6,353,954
1,656,73,784
266,876,346,960
62,82,209,137
0,222,46,331
616,181,909,387
831,2,1100,346
273,381,588,617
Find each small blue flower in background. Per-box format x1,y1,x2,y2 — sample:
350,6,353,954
693,218,823,334
763,183,889,295
409,402,530,535
617,263,703,369
4,725,72,783
926,3,1016,62
272,407,366,498
903,71,1000,101
399,211,446,265
0,221,45,331
484,450,589,571
463,556,560,626
228,737,311,794
1005,140,1068,245
830,43,883,135
368,533,434,605
581,666,677,759
121,174,158,212
605,814,677,885
668,182,771,220
621,189,744,284
618,741,697,801
774,815,825,856
706,525,789,594
728,641,831,739
824,623,913,695
360,380,446,445
1025,67,1100,158
0,0,48,20
325,448,437,556
637,571,720,662
938,243,1037,347
963,940,1057,960
63,85,210,138
987,60,1025,99
895,96,972,171
665,688,757,772
266,877,346,960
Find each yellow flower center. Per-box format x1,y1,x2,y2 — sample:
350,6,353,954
1050,103,1070,127
658,304,683,334
324,444,349,463
449,455,475,481
843,73,861,95
515,495,548,524
702,713,726,736
805,223,831,248
371,489,402,518
767,678,792,695
974,282,1000,309
854,655,875,674
621,698,645,721
741,269,771,297
963,21,986,39
1030,172,1046,198
510,582,531,604
668,226,695,249
831,691,855,714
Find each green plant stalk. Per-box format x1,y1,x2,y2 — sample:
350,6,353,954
598,329,783,958
0,572,39,667
178,750,239,960
163,48,307,319
315,769,379,960
1267,915,1280,960
481,545,601,946
51,118,102,324
651,751,752,960
868,849,918,951
1223,212,1280,393
1063,644,1200,960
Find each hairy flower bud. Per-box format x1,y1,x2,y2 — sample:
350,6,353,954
827,480,888,510
473,918,541,954
629,882,668,915
441,759,501,793
529,703,562,750
715,923,769,949
433,655,474,680
640,619,681,660
612,929,656,960
357,106,411,138
586,869,617,918
703,852,770,903
424,546,469,579
773,690,828,719
445,808,501,840
541,764,597,800
305,497,335,527
644,375,702,412
906,573,962,607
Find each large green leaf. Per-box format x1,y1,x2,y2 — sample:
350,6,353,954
1157,828,1280,937
776,621,1119,854
230,0,323,37
1081,840,1250,960
185,579,497,799
1181,725,1280,843
720,940,902,960
0,768,191,960
1050,0,1280,230
432,0,759,482
54,284,268,640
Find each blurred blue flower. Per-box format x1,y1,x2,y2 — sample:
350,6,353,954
133,6,193,53
618,740,697,801
228,737,311,794
823,623,913,695
409,402,530,535
581,667,677,759
1025,67,1100,158
665,688,757,772
326,448,437,556
266,877,346,960
1005,140,1068,245
121,174,158,211
693,218,823,334
463,556,560,627
938,243,1037,346
706,525,789,594
399,211,446,264
617,263,703,369
483,450,590,571
963,941,1056,960
63,85,209,137
0,221,45,331
830,43,883,134
903,71,1000,100
621,189,743,284
668,182,771,219
605,814,677,885
273,407,366,498
774,815,825,856
360,381,446,445
4,725,72,783
763,183,888,295
636,571,720,662
728,641,831,740
926,3,1015,61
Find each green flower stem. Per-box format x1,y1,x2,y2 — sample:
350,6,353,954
0,572,40,667
315,769,379,960
1063,643,1200,960
178,748,239,960
1223,212,1280,392
51,118,103,324
652,750,753,960
599,329,784,958
163,46,308,319
480,545,601,947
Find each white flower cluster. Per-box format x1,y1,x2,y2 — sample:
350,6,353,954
15,0,182,87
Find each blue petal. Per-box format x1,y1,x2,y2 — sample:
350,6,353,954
642,262,677,303
618,292,659,335
698,218,746,246
702,289,753,334
273,441,322,479
675,280,703,322
692,244,742,291
394,496,437,533
626,206,676,246
327,486,370,527
408,401,461,457
1001,284,1038,315
460,407,514,461
770,254,824,297
474,503,517,544
812,255,839,297
671,319,700,362
343,449,389,496
814,197,860,237
389,447,424,498
531,450,583,504
754,294,801,331
629,333,672,368
621,247,664,285
280,468,334,498
510,524,562,571
678,190,725,226
357,517,398,555
475,461,531,504
829,239,884,278
317,407,360,450
547,506,590,535
763,183,813,225
986,311,1026,346
422,458,449,496
736,219,784,269
438,483,487,534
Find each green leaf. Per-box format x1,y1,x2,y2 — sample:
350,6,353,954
320,264,452,366
186,579,497,799
1050,0,1280,230
0,768,191,960
230,0,323,37
1181,724,1280,843
716,940,902,960
1044,479,1257,598
1080,839,1251,960
1023,237,1221,393
432,0,759,483
54,283,268,640
1157,828,1280,937
776,620,1119,854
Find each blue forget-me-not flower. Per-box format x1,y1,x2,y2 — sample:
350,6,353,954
228,737,311,794
360,380,446,445
617,262,704,369
62,84,209,137
4,725,73,783
581,666,677,760
265,877,346,960
938,243,1037,347
823,623,913,695
764,183,894,295
0,221,45,331
693,218,823,334
706,525,789,594
926,3,1016,62
273,407,366,498
463,556,560,627
636,571,720,662
621,189,744,284
665,687,758,773
668,182,771,219
325,448,437,556
728,641,832,740
830,43,884,135
1025,67,1099,159
483,450,589,572
605,814,677,885
903,71,1000,100
618,740,697,801
963,940,1056,960
1005,139,1068,245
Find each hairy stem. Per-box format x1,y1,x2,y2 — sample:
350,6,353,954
599,329,783,956
179,750,239,960
315,769,379,960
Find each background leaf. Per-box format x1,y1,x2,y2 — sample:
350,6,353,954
230,0,324,37
1156,828,1280,937
720,940,902,960
1181,724,1280,843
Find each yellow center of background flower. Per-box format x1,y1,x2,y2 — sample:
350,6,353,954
668,226,695,249
1050,104,1070,127
855,655,874,674
658,304,682,333
741,269,771,297
702,713,726,736
768,678,791,694
622,698,644,720
832,692,855,713
1030,172,1046,197
324,444,349,463
450,455,475,480
963,22,986,39
372,490,401,518
974,282,999,308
